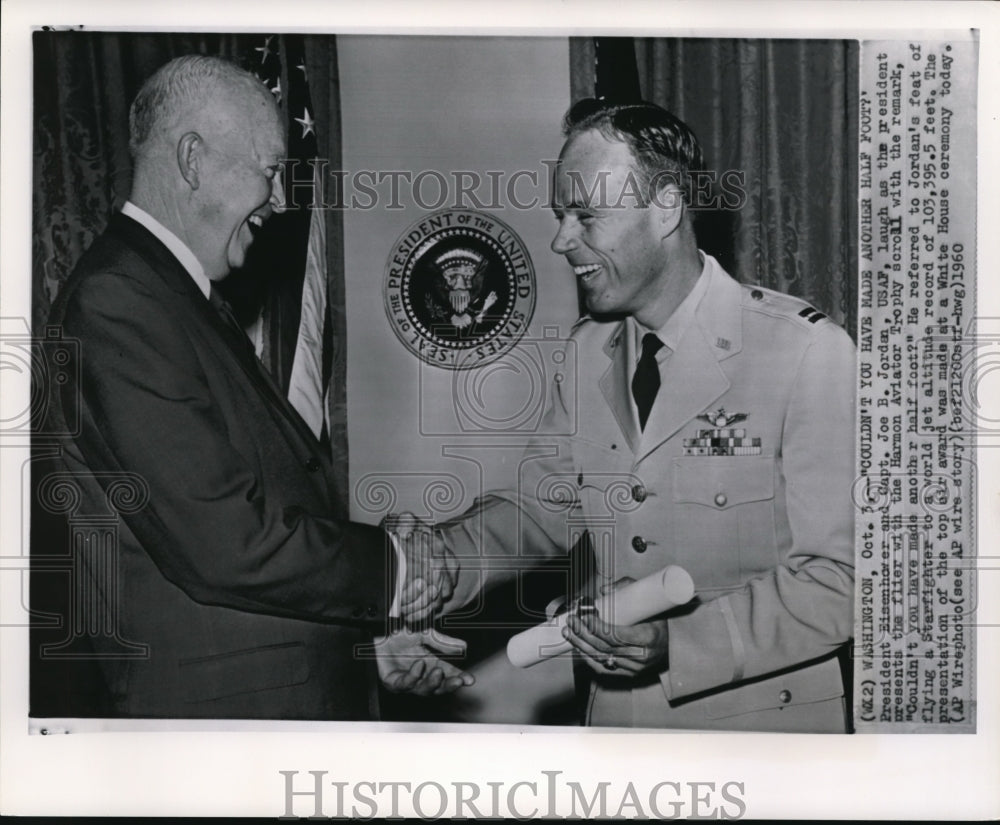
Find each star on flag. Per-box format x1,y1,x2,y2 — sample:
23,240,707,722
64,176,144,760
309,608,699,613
254,35,275,65
294,107,315,138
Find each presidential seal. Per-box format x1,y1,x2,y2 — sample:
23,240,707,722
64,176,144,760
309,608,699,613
384,209,536,369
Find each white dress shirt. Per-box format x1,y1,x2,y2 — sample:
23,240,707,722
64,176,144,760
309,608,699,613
120,201,212,299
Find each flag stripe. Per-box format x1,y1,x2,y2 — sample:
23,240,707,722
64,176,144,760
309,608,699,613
286,163,329,438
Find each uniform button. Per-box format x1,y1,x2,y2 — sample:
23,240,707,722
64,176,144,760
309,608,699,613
305,457,321,472
778,689,792,704
367,605,378,618
351,606,364,618
714,492,728,507
632,484,647,503
631,535,647,553
751,289,763,300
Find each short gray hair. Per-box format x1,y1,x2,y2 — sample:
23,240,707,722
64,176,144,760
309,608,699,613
128,55,266,159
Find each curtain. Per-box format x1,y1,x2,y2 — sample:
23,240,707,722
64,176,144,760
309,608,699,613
31,32,351,476
568,37,858,338
32,32,231,331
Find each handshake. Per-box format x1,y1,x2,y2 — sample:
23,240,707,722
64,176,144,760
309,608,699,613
375,512,472,696
385,511,459,626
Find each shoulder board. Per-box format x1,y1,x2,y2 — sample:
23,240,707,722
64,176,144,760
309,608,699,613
741,284,830,326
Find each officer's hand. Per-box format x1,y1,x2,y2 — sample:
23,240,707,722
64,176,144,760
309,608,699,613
563,614,669,676
563,577,669,676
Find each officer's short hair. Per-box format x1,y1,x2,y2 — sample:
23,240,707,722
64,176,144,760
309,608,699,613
128,55,265,161
562,98,705,207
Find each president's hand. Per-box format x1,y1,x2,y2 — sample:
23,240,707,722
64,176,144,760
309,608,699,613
385,512,458,626
376,628,475,696
562,578,670,677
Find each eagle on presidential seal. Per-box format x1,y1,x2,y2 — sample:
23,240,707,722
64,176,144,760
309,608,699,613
424,247,499,331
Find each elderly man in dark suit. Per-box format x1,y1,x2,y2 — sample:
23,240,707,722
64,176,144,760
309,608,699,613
45,55,467,719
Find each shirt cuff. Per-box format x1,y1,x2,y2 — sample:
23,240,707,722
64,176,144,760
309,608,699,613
388,530,406,618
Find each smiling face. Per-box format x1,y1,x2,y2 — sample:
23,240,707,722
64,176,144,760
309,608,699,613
550,129,673,326
193,87,286,278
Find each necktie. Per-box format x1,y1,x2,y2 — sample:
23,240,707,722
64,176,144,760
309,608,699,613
209,287,255,356
631,333,664,431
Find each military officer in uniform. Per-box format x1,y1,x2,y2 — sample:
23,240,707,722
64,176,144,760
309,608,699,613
428,99,856,731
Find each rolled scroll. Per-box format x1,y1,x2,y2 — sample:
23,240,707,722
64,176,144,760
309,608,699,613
506,565,695,668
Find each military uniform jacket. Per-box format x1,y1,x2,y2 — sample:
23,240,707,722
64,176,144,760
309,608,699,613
442,254,857,731
44,213,393,719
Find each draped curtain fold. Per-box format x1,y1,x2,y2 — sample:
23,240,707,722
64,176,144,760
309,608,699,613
570,37,858,338
31,32,351,495
33,32,241,330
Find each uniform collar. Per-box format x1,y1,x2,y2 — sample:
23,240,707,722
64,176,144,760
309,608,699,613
610,251,741,364
629,251,712,359
691,252,743,361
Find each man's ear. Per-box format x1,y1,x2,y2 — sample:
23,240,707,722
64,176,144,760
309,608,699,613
652,181,685,241
177,132,203,190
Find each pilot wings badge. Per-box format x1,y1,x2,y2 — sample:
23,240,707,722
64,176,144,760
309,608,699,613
697,408,747,428
684,408,760,456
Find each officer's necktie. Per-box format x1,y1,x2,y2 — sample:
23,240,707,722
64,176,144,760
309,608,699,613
631,332,664,431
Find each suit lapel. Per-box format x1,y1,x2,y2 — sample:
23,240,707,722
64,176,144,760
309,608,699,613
109,213,326,461
203,296,322,451
598,321,640,453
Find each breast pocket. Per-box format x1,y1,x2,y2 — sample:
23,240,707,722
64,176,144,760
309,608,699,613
671,456,777,590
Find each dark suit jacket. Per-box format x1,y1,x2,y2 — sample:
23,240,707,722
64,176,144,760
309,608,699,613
45,213,393,720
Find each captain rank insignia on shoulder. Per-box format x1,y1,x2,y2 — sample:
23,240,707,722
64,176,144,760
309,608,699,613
683,408,762,457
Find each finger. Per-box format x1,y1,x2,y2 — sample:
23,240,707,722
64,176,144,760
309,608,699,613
435,568,454,603
396,511,416,534
402,593,444,628
418,630,467,657
563,626,643,675
424,667,445,692
442,548,460,580
438,553,458,602
431,662,475,694
399,576,426,605
406,666,445,697
435,672,475,695
573,611,617,644
385,658,426,693
584,616,653,661
394,511,429,540
402,603,434,627
563,616,613,658
566,615,646,667
402,658,429,691
599,576,636,594
400,581,440,615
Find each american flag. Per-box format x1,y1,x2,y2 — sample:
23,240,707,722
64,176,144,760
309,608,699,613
237,34,333,447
